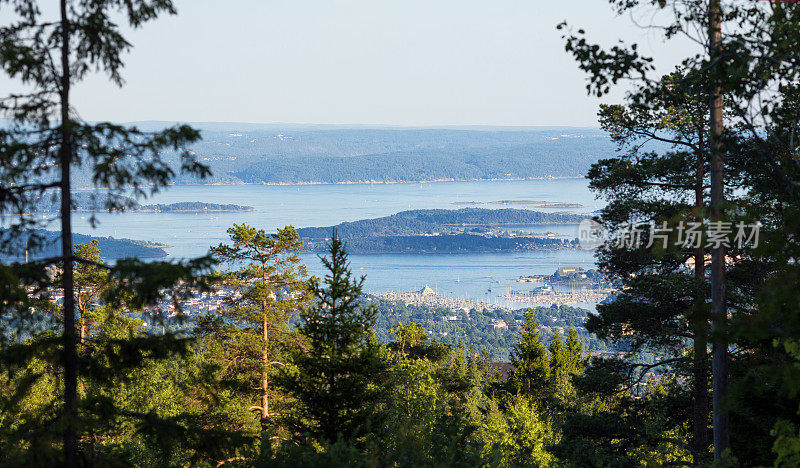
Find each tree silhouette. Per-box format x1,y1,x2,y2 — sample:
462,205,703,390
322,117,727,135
0,1,216,465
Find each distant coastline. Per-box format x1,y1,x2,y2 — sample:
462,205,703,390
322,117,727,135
69,126,613,188
73,175,586,190
188,175,586,187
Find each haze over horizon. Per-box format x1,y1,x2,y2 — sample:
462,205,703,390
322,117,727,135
0,0,688,128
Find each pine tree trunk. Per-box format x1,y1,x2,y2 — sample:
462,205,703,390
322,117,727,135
692,146,709,463
260,260,270,431
78,299,86,345
708,0,730,458
80,316,85,346
261,310,269,429
59,0,78,465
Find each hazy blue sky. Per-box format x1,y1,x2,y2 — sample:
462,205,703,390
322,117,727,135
4,0,691,127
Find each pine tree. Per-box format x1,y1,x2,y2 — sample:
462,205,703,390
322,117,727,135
0,2,226,464
278,231,385,445
71,241,109,345
584,70,715,461
204,224,310,434
560,1,800,462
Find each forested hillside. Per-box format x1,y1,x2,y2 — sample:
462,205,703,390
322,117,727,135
297,208,582,238
297,208,582,253
67,126,618,187
0,230,168,260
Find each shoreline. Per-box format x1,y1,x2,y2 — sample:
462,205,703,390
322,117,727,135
299,247,579,256
74,176,586,190
205,175,585,187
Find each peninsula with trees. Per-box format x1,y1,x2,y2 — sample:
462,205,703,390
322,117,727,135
36,192,254,213
297,208,582,254
1,230,168,260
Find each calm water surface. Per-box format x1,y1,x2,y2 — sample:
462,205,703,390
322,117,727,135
70,179,603,308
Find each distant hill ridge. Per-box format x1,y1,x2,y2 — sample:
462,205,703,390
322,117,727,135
63,126,628,187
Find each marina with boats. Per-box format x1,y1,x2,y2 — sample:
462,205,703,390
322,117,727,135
505,266,614,305
371,266,615,311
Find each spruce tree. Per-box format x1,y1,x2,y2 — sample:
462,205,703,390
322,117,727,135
509,310,551,403
548,332,570,401
565,328,583,374
278,231,385,445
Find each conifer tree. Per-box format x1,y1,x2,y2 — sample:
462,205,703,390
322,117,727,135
560,1,800,462
509,310,550,403
278,231,385,445
0,1,220,464
548,332,570,400
204,224,309,433
565,328,583,374
70,241,109,345
580,69,717,461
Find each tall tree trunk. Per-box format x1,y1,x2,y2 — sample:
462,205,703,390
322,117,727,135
708,0,730,459
80,314,86,345
261,307,269,429
692,142,709,463
261,262,270,431
59,0,78,465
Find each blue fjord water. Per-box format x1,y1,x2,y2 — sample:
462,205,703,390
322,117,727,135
70,179,602,308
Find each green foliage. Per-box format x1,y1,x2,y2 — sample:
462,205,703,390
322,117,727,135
509,310,551,402
278,232,386,445
478,396,554,467
200,224,310,440
0,243,245,466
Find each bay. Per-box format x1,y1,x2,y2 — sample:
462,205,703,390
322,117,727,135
70,178,602,308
